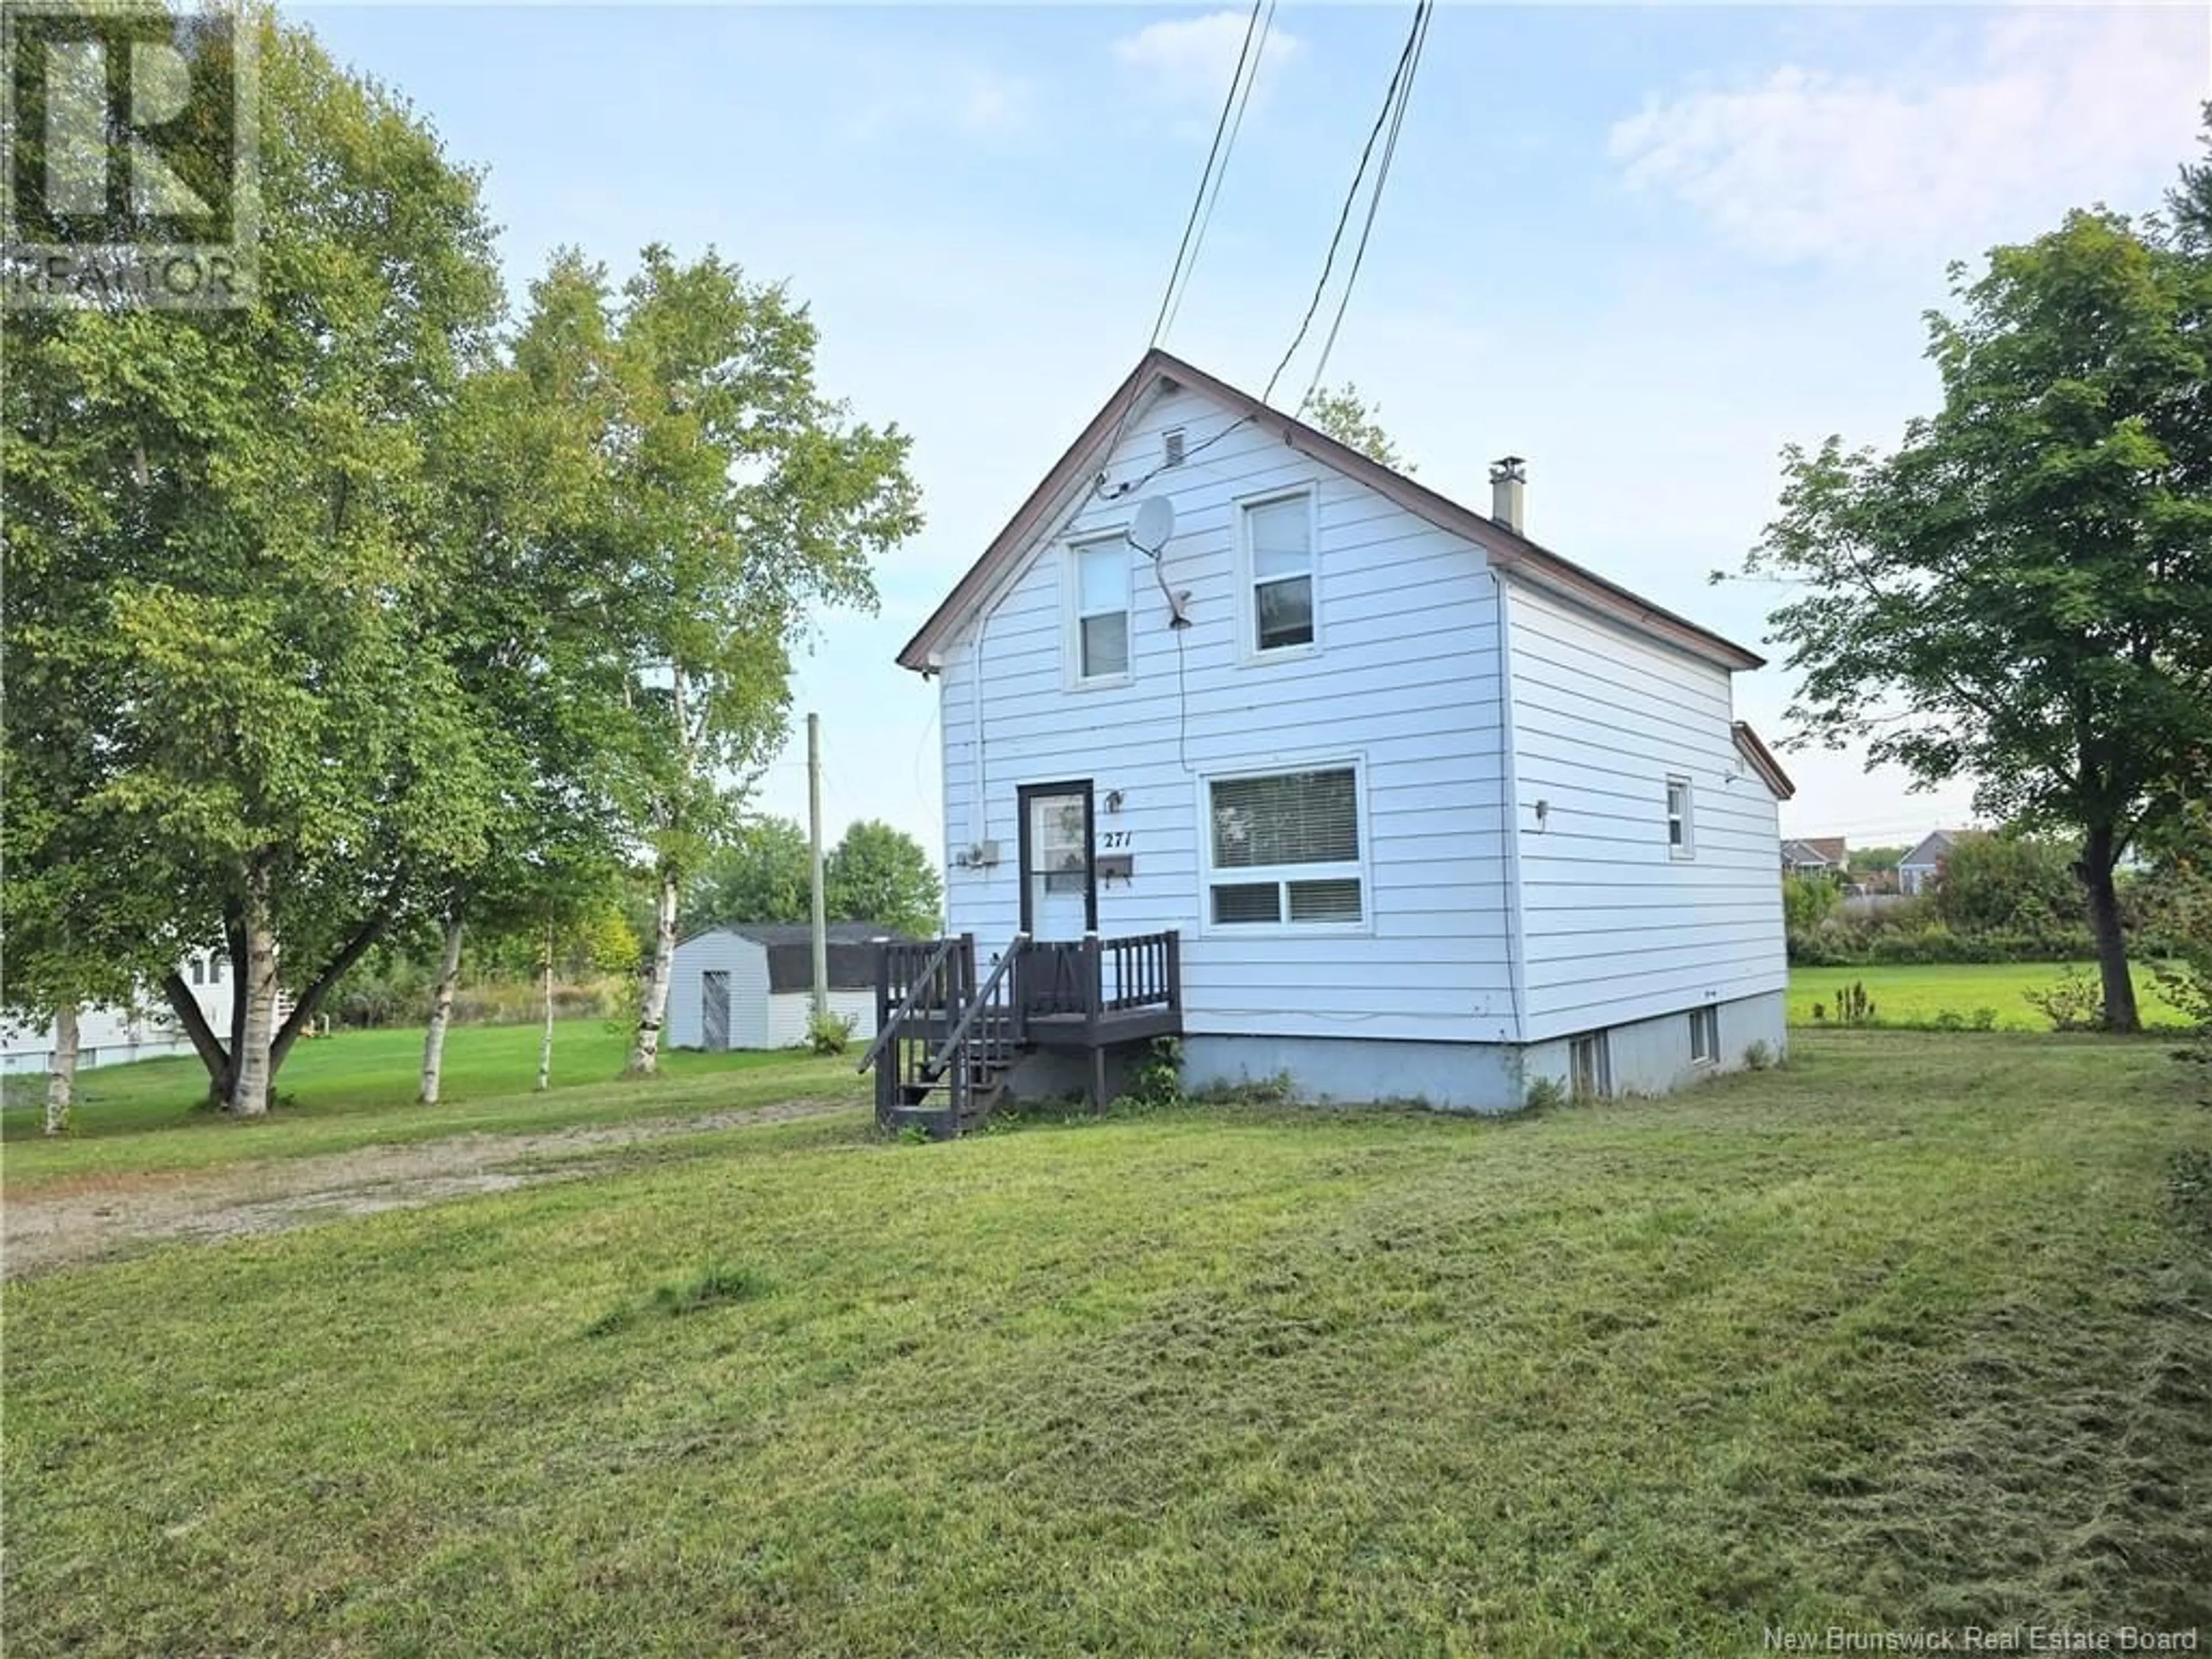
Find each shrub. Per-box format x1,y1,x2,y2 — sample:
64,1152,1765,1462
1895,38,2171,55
1522,1076,1569,1112
805,1010,856,1056
1970,1007,1999,1031
1742,1040,1775,1071
1782,874,1843,933
2022,968,2104,1032
1116,1037,1184,1112
1831,981,1878,1026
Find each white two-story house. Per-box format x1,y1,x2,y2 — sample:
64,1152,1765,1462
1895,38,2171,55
894,350,1791,1112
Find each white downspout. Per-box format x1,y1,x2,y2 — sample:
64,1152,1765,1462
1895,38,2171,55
1493,567,1529,1046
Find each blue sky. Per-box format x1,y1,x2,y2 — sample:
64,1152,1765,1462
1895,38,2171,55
301,2,2209,854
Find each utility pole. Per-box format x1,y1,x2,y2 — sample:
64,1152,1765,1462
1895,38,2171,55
808,711,828,1023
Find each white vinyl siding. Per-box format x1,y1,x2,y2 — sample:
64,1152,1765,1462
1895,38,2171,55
1068,535,1130,685
1203,763,1365,931
763,988,878,1050
1505,580,1787,1040
1240,490,1316,657
938,384,1515,1044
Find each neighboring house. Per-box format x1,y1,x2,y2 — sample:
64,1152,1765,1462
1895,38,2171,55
0,950,236,1076
665,922,904,1051
886,349,1793,1118
1899,830,1970,896
1781,836,1847,877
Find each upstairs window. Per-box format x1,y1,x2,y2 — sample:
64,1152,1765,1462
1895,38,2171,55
1243,493,1315,655
1666,777,1694,859
1206,764,1363,927
1070,536,1130,683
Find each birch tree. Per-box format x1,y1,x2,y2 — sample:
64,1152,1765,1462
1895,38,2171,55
513,247,920,1075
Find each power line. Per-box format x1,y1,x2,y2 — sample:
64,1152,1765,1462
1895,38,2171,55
1301,0,1432,407
1145,0,1270,353
1262,0,1430,407
1160,0,1278,343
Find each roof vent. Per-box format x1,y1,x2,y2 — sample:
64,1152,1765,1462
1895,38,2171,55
1162,427,1186,468
1488,455,1526,535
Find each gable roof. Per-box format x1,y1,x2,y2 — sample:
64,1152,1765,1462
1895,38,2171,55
897,349,1764,675
1900,830,1975,868
1730,721,1796,800
1781,838,1838,867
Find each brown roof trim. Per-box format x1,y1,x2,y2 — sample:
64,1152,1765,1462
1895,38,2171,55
1731,721,1797,800
898,348,1764,673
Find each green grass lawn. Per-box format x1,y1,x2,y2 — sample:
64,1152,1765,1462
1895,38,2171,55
1,1020,866,1190
1789,961,2191,1030
8,1031,2210,1656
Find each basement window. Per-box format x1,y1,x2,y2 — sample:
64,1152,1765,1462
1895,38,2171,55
1205,764,1364,929
1570,1032,1612,1099
1689,1006,1718,1066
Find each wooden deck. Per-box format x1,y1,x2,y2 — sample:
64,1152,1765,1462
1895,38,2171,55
861,931,1182,1135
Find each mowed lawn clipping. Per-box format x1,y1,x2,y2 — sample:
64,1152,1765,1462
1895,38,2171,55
1788,961,2191,1029
9,1032,2212,1656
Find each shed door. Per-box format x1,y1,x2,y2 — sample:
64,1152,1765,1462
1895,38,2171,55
701,971,731,1052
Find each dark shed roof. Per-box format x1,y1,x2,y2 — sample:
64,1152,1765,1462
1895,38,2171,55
689,922,914,995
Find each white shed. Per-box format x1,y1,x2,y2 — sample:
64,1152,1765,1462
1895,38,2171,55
665,923,903,1051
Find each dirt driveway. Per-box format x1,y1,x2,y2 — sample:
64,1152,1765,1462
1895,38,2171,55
3,1099,851,1280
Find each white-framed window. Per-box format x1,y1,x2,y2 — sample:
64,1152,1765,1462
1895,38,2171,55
1689,1006,1718,1066
190,957,206,986
208,953,223,984
1665,776,1694,859
1570,1032,1611,1099
1202,762,1364,929
1240,489,1316,657
1067,535,1130,685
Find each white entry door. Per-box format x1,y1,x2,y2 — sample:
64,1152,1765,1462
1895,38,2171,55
1022,784,1093,942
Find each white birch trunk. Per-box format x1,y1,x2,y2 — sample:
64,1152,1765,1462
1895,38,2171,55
418,911,465,1105
536,923,555,1092
626,868,677,1075
229,862,281,1117
44,1003,79,1137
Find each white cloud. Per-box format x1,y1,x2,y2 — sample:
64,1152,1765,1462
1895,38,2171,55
1608,7,2208,262
1113,10,1303,115
843,59,1032,145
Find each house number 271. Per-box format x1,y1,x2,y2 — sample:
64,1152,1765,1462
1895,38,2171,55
1100,831,1132,849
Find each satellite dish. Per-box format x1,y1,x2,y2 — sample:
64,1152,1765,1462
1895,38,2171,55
1127,495,1176,558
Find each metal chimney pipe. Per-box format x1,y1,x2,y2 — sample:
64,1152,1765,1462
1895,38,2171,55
1489,455,1527,535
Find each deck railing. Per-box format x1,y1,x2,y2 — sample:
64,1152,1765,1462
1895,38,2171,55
863,930,1183,1128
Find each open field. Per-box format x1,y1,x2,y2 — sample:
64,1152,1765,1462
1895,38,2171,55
7,1031,2209,1656
1,1020,867,1191
1789,962,2191,1030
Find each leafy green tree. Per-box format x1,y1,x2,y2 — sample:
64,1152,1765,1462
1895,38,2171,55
685,818,813,928
1847,845,1910,876
2171,103,2212,250
1781,873,1843,934
825,820,943,940
1746,208,2212,1031
2,14,506,1113
1300,382,1413,472
507,248,920,1075
1929,834,2082,937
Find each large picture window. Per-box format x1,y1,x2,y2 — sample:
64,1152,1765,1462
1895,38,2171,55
1069,536,1130,683
1242,493,1315,654
1205,764,1363,927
